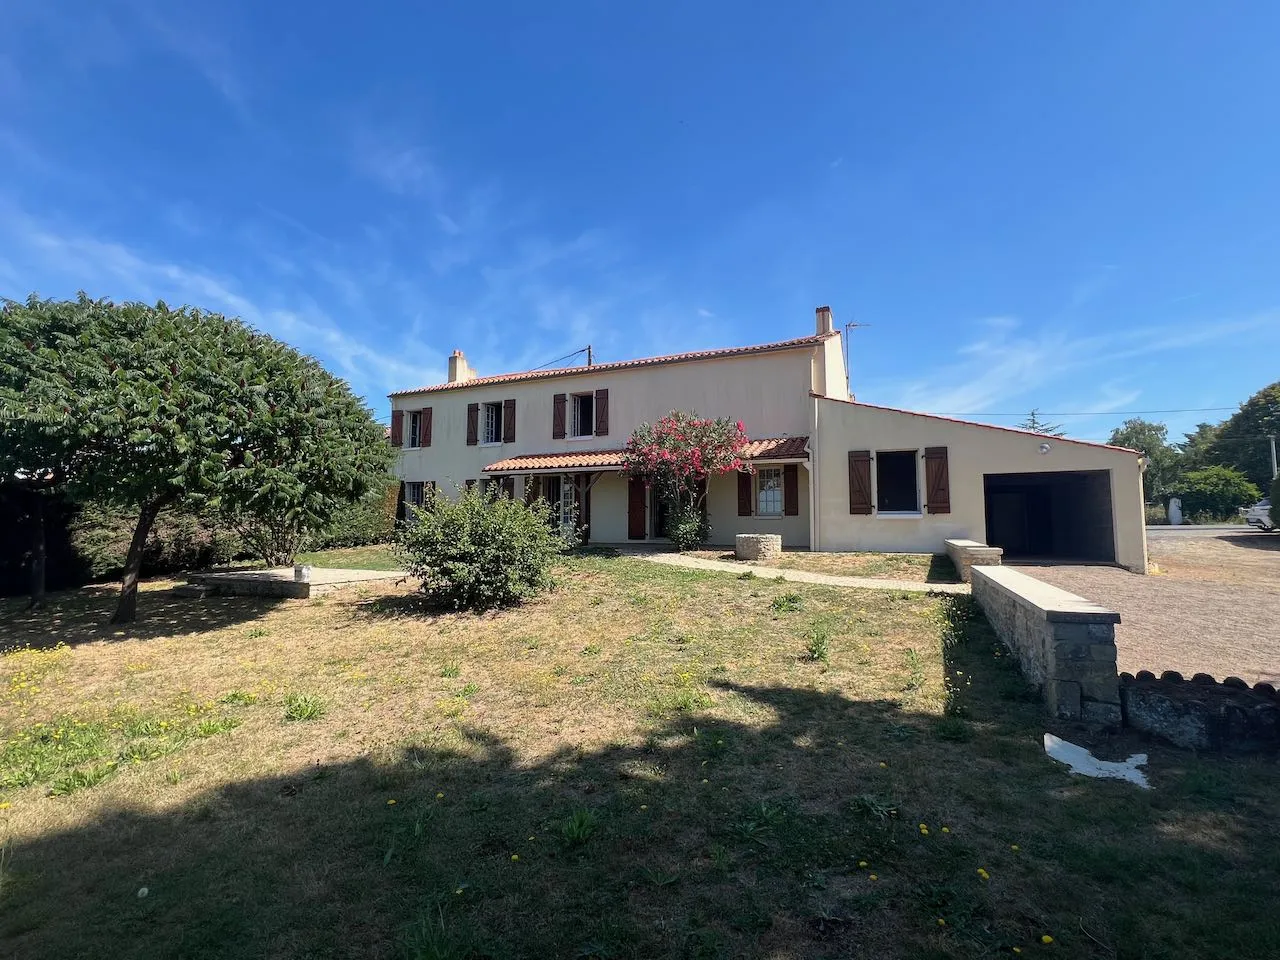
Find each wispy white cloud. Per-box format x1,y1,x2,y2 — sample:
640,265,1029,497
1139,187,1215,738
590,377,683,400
870,310,1279,423
697,307,716,318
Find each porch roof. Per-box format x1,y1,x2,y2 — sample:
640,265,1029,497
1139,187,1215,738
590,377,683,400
483,436,809,474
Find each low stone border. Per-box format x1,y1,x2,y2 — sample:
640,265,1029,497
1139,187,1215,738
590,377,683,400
971,565,1120,726
944,538,1003,583
1120,671,1280,752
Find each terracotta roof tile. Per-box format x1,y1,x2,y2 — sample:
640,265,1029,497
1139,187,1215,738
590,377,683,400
391,333,838,397
740,436,809,459
483,437,809,473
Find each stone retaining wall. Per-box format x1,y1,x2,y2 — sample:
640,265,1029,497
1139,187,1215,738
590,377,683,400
1120,672,1280,752
970,565,1121,726
943,538,1004,583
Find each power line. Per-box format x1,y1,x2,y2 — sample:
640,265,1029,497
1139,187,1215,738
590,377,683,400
530,346,590,372
935,406,1238,417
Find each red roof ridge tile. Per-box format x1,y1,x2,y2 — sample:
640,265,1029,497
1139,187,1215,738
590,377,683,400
809,394,1140,454
391,332,838,397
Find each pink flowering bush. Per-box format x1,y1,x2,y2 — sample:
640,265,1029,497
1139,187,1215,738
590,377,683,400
622,411,751,549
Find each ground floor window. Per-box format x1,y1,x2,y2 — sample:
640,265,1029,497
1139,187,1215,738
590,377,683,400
756,467,783,517
876,450,919,513
405,481,425,506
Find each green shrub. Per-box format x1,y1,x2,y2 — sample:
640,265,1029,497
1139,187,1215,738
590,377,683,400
71,500,243,580
305,474,399,551
1170,466,1261,522
396,485,568,611
664,500,711,551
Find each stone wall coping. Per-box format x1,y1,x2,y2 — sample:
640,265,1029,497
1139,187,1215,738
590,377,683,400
944,538,999,551
971,565,1121,625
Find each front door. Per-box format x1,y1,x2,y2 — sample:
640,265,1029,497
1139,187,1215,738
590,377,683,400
628,477,647,539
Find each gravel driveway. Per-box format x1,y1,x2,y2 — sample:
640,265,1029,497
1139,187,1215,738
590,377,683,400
1011,530,1280,684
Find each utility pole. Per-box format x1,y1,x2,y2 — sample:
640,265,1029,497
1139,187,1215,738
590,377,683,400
1271,435,1277,480
586,344,593,367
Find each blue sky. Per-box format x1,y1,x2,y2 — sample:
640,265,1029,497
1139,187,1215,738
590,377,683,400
2,2,1278,441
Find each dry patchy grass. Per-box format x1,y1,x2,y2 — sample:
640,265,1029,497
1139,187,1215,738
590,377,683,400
686,549,960,583
0,555,1276,959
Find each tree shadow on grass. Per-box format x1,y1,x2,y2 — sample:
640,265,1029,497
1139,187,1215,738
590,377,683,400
0,582,282,650
3,601,1279,960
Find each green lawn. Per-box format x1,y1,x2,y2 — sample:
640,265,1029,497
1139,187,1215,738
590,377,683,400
0,556,1276,958
295,543,401,570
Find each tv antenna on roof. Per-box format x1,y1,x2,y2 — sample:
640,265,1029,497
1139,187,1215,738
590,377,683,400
843,318,871,396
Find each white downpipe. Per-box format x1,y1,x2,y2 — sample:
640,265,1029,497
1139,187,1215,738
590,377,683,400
808,396,820,551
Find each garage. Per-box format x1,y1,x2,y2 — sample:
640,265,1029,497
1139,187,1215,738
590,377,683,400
984,470,1116,563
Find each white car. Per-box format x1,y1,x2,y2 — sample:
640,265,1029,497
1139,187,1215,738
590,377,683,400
1244,498,1276,531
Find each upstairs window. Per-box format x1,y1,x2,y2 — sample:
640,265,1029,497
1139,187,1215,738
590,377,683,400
408,411,422,448
876,450,919,513
483,402,503,444
756,468,783,517
571,393,594,438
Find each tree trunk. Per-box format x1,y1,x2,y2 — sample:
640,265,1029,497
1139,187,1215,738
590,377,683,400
110,498,165,625
28,492,46,610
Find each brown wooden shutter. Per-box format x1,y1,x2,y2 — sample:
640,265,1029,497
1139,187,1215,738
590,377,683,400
420,407,432,447
783,463,800,516
466,403,479,445
503,398,516,443
594,388,609,436
552,393,567,439
390,409,404,447
848,450,873,515
924,446,951,514
737,471,753,516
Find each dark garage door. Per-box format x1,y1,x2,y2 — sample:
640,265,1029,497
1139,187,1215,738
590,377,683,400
984,470,1115,563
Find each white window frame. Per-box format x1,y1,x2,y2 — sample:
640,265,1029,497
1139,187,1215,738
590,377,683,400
404,481,424,507
408,411,421,449
482,401,504,445
755,467,784,518
874,449,922,518
570,392,595,439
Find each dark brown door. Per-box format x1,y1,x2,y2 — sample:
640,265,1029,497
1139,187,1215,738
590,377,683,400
628,477,647,539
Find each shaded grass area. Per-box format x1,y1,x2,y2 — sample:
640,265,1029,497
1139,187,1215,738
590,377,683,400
0,557,1277,959
295,544,402,571
686,549,960,583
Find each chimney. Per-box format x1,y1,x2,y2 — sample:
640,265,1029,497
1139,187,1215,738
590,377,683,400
447,349,475,383
815,305,834,335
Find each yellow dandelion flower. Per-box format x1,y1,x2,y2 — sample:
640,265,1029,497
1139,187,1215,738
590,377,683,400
941,826,951,833
858,860,868,867
640,804,648,810
1013,949,1022,955
936,918,945,927
1010,844,1020,852
511,854,519,862
868,874,878,881
1040,935,1053,945
387,799,397,805
436,792,444,799
454,888,464,895
879,761,888,768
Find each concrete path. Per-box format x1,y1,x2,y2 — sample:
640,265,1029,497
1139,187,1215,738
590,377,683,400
636,551,970,594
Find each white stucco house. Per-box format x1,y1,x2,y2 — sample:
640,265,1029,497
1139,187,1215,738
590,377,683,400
388,306,1147,572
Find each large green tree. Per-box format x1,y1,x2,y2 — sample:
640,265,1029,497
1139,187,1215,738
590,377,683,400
0,295,393,623
1206,381,1280,489
1107,418,1179,501
1015,409,1067,437
1178,421,1222,472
